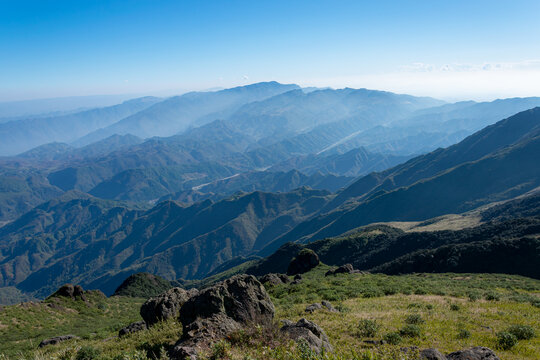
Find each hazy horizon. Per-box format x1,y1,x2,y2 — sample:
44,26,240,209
2,0,540,102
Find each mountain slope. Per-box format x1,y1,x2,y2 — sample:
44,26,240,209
260,108,540,252
0,188,330,296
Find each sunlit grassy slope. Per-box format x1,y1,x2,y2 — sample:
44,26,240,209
1,266,539,359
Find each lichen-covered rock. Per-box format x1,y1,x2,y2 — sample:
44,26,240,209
321,300,338,312
118,321,147,337
140,287,198,326
259,273,290,286
305,303,323,313
280,318,333,354
446,347,500,360
171,275,275,359
287,249,319,275
38,335,79,348
305,301,338,313
420,348,446,360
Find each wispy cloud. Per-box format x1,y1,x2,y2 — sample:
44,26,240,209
399,60,540,73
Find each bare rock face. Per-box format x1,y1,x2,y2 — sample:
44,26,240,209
140,287,199,326
118,321,147,337
446,347,500,360
171,275,274,359
287,249,319,276
259,273,290,286
280,318,333,354
38,335,79,348
420,348,446,360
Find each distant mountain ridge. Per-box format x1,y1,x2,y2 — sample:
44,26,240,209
0,97,160,155
0,107,539,298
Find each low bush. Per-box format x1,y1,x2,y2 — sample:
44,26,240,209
404,314,424,325
399,324,422,338
358,319,381,338
506,324,536,340
497,331,518,350
457,328,471,339
76,346,101,360
383,332,402,345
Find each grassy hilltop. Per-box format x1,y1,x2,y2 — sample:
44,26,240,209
0,266,539,360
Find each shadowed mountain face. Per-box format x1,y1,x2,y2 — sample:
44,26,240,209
0,107,538,298
260,108,540,253
0,188,331,297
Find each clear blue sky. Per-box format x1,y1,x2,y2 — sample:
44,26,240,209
1,0,540,101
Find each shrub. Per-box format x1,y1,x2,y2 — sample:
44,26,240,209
506,324,536,340
358,319,381,337
484,291,500,301
450,303,461,311
457,329,471,339
383,332,402,345
210,341,231,360
467,291,481,302
400,324,422,338
76,346,101,360
405,314,425,325
497,331,518,350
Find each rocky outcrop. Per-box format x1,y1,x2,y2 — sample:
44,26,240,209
420,348,446,360
305,301,338,313
171,275,274,359
321,300,338,312
446,347,500,360
325,263,355,276
140,287,199,326
38,335,79,348
119,321,147,337
287,249,319,275
48,284,87,301
280,318,333,354
259,273,290,286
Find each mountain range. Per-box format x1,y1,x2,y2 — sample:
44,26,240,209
0,102,538,299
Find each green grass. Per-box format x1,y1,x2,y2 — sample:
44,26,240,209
1,266,539,359
0,292,144,358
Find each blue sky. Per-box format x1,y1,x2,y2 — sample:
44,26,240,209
1,0,540,101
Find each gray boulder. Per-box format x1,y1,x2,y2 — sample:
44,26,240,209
321,300,338,312
38,335,79,348
305,303,323,313
49,284,87,301
447,347,500,360
260,273,290,286
420,348,446,360
305,301,338,313
287,249,319,275
280,318,333,354
325,263,355,276
119,321,147,337
140,287,198,326
171,275,275,358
